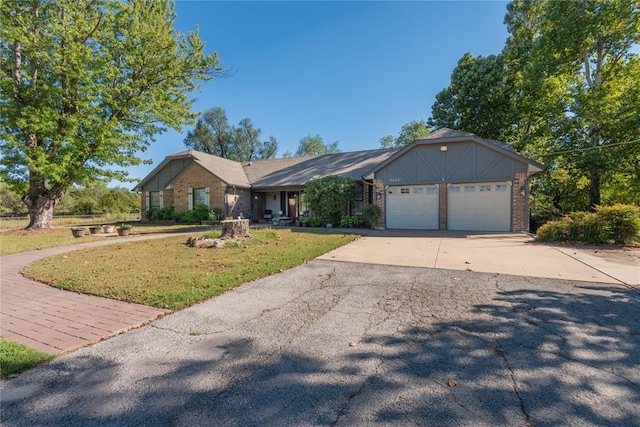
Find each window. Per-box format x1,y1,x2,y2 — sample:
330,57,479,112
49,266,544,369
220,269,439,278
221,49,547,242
450,186,460,193
400,188,410,194
426,187,437,194
413,188,424,194
464,185,475,192
149,191,162,209
193,188,207,207
480,185,491,192
496,184,508,192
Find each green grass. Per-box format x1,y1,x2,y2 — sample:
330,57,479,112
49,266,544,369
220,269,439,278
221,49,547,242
24,228,359,310
0,223,209,256
0,339,55,379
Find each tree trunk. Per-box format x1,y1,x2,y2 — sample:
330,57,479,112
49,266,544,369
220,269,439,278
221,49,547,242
588,170,601,212
220,219,250,239
23,180,66,229
588,126,601,212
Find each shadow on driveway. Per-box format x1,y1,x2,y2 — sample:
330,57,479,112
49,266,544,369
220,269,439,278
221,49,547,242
3,269,638,426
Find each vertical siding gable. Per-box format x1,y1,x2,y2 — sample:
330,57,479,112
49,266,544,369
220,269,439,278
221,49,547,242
141,158,192,191
375,140,531,185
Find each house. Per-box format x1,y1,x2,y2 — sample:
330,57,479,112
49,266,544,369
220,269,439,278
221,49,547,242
133,128,545,232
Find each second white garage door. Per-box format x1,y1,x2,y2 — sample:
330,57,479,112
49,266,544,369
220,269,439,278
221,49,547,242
448,182,511,231
386,185,439,229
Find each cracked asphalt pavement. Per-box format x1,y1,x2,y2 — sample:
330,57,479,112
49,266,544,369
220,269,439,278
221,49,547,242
2,260,639,426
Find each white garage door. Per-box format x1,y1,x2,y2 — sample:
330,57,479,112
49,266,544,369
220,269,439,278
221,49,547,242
387,185,439,229
448,182,511,231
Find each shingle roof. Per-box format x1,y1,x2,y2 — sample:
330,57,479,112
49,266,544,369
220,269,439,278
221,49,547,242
183,150,251,187
244,148,400,188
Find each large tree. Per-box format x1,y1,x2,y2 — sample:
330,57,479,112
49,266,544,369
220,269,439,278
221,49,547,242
295,134,340,156
505,0,640,209
0,0,222,229
428,53,512,141
183,107,232,158
183,107,278,162
379,120,431,148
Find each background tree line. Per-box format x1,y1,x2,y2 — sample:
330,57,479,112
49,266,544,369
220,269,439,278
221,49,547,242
0,183,139,217
184,106,341,161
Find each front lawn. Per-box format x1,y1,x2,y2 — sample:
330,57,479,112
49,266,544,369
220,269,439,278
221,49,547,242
0,339,55,379
0,224,207,256
24,228,358,310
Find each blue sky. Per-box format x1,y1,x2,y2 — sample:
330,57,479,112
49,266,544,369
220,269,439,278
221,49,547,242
125,1,510,185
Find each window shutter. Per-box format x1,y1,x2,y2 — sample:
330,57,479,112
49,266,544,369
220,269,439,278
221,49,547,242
159,191,164,209
205,187,210,208
188,187,193,211
145,191,150,212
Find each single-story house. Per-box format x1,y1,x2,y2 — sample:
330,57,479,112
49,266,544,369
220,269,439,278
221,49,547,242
133,128,545,232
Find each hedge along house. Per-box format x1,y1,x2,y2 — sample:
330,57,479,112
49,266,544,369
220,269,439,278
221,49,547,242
133,128,545,231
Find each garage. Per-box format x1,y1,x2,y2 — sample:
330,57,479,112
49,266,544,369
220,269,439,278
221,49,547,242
447,182,511,231
386,185,439,229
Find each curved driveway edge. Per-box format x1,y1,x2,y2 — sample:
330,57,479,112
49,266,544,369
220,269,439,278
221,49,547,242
0,233,182,354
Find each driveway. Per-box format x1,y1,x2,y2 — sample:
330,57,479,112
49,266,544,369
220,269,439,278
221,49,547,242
319,230,639,286
2,257,639,426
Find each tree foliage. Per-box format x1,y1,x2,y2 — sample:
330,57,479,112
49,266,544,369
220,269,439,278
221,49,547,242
0,183,139,216
183,107,278,161
429,0,640,214
379,120,431,148
305,176,356,225
0,0,222,229
428,53,512,141
295,134,340,156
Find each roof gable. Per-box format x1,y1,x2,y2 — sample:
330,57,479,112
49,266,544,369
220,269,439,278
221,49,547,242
367,128,545,176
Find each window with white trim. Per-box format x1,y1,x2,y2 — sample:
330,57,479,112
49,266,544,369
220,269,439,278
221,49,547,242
480,185,491,192
449,186,460,193
496,184,508,191
413,188,424,194
149,191,162,209
464,185,475,192
193,188,207,207
400,188,410,194
426,187,437,194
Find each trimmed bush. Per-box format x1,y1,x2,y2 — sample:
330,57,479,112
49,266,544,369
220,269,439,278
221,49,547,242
597,204,640,244
536,204,640,244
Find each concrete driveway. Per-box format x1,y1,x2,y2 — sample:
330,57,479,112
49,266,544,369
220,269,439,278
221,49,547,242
2,256,639,426
319,230,639,286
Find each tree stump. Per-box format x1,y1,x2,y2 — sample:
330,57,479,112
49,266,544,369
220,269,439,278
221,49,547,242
220,219,250,239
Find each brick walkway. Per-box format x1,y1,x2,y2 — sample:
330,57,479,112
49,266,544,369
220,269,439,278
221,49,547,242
0,234,178,354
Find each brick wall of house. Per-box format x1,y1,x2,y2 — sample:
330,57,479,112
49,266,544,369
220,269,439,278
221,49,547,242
173,163,227,212
373,179,385,228
227,186,251,218
163,189,174,211
438,184,447,230
512,172,528,232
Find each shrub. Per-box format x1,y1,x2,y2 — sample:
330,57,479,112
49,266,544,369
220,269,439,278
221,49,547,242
305,176,356,226
567,211,602,243
306,217,323,227
536,204,640,244
175,204,210,224
145,207,175,222
340,215,363,228
362,204,382,228
597,204,640,244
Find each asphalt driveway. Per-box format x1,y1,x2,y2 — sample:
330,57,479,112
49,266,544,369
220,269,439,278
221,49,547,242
2,257,639,426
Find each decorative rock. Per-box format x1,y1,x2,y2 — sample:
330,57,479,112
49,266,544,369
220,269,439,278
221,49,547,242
186,237,226,249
